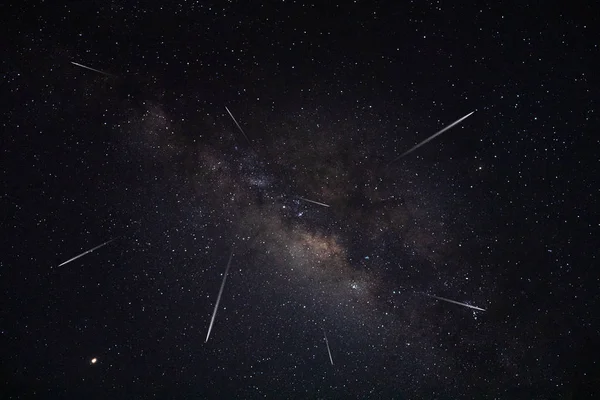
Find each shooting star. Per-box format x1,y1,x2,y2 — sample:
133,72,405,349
205,250,234,343
58,237,118,267
388,111,475,165
297,196,331,208
225,106,251,144
426,293,486,312
323,329,334,366
70,61,114,77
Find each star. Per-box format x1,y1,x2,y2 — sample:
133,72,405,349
2,2,594,398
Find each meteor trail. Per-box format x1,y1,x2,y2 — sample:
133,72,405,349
205,250,234,343
297,196,331,208
225,106,251,144
426,294,486,312
323,329,334,365
70,61,114,77
58,237,118,267
388,111,475,165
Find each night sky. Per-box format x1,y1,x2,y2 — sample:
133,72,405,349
2,1,598,399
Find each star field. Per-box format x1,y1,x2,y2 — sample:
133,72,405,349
2,1,598,399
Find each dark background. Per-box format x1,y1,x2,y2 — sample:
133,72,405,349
2,1,598,399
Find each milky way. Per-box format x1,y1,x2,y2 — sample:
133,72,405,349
111,96,491,383
4,2,596,398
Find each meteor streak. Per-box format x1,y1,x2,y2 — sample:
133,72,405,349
388,111,475,165
426,293,486,312
58,237,118,267
297,196,330,208
323,329,334,365
205,250,234,343
225,106,251,144
70,61,114,77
